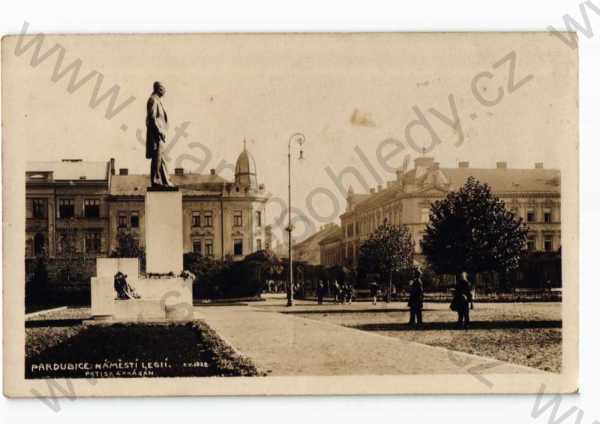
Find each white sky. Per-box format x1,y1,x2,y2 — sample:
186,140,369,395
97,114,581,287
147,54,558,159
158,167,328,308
3,32,577,242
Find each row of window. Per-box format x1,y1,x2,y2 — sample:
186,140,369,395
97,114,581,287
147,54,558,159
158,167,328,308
29,198,102,219
526,234,558,252
30,200,265,228
191,238,262,257
191,210,262,228
420,206,557,225
513,206,556,224
29,232,264,258
344,204,559,236
118,211,139,229
55,230,102,254
348,209,402,238
322,250,342,267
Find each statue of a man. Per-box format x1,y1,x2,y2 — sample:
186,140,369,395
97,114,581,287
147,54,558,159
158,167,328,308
146,81,175,188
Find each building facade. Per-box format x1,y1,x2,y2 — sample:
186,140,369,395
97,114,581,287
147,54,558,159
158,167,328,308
284,223,340,265
26,145,269,261
318,226,344,267
331,157,561,267
25,160,112,258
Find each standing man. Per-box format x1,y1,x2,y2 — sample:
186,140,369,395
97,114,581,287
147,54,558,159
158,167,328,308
452,272,473,329
317,280,325,305
146,81,174,188
408,269,424,325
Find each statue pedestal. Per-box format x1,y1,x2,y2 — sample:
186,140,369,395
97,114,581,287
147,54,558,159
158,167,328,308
89,188,193,322
90,274,193,321
145,189,183,274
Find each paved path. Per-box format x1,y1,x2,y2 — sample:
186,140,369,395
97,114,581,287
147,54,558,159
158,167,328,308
195,304,545,376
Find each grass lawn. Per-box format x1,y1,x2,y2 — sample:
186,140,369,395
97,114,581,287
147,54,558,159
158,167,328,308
286,302,562,373
26,308,261,378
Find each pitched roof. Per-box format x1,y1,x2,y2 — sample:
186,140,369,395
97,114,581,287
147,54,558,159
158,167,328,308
352,183,403,213
26,161,109,181
319,227,344,245
279,224,341,263
405,167,560,194
347,166,560,215
352,193,372,205
110,174,229,196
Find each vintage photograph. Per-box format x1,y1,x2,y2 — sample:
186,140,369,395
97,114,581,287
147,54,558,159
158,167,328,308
2,32,578,396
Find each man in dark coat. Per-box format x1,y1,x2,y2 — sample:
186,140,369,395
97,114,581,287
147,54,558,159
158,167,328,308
146,81,174,188
453,272,473,329
317,280,325,304
408,270,424,325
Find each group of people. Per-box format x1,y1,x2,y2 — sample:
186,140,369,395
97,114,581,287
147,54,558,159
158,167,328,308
407,270,473,329
313,271,474,329
316,280,355,305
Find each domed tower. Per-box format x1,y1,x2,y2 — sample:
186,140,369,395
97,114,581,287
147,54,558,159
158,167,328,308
235,139,259,190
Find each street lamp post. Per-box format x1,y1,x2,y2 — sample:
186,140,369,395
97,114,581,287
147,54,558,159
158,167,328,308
286,132,305,307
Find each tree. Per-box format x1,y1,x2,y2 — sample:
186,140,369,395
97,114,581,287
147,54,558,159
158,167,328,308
27,254,49,306
56,224,87,284
358,222,414,301
244,249,283,292
421,177,527,284
110,230,146,272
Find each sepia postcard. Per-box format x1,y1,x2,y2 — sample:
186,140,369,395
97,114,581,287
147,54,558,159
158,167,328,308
2,31,578,397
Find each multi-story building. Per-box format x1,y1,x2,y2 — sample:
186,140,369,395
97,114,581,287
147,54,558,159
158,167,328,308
332,157,561,267
318,226,344,267
282,223,340,265
26,145,269,261
25,159,112,258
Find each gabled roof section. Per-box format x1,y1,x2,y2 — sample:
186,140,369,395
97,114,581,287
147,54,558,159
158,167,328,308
404,167,560,194
26,160,109,181
110,174,229,196
319,227,344,245
353,183,403,213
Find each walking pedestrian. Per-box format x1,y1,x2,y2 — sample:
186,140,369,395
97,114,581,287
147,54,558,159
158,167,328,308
369,280,379,305
346,284,354,304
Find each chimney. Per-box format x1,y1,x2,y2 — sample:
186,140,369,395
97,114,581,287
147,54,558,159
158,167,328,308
369,187,376,194
119,168,128,175
535,162,544,169
496,161,507,169
458,161,469,168
110,158,115,175
175,167,184,176
395,168,403,181
210,168,216,175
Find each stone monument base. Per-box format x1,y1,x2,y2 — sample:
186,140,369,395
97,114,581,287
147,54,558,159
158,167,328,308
90,258,193,322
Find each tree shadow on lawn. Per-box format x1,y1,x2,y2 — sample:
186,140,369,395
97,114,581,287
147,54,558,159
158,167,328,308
351,320,562,332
